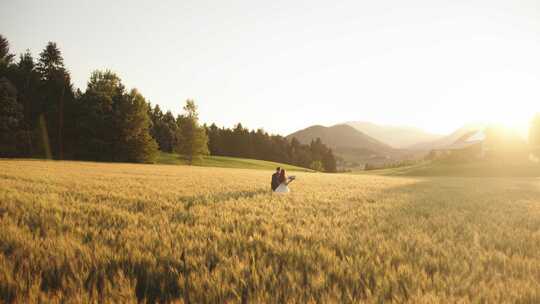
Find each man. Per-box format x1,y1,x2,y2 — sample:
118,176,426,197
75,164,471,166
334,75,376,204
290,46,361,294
271,167,280,191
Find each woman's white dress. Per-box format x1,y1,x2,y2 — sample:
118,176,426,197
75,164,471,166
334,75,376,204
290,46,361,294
274,182,290,193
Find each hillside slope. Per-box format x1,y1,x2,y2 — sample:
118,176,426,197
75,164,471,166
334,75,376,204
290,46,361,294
157,152,312,172
286,124,392,152
286,124,400,167
287,124,404,169
408,124,486,150
346,121,442,148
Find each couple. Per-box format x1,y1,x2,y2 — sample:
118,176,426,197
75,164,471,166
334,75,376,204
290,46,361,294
271,167,294,193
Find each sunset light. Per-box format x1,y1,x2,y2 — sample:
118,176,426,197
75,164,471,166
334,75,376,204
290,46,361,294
1,1,540,303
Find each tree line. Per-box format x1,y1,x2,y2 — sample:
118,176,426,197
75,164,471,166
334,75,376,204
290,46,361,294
148,106,337,171
0,34,337,172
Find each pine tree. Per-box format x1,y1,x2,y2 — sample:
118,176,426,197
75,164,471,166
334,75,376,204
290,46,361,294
0,35,14,68
149,104,178,153
0,78,25,156
36,42,64,80
78,71,158,163
12,51,41,155
36,42,73,159
207,123,221,155
322,148,337,172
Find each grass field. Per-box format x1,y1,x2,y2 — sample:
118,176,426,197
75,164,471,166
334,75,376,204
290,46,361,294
363,160,540,177
156,152,312,172
1,160,540,303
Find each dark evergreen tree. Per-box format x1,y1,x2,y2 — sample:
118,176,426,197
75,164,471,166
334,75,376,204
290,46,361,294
36,42,75,159
8,50,48,156
207,123,222,155
77,70,120,160
0,35,14,68
15,50,41,128
0,78,28,156
149,104,178,152
115,89,158,163
78,70,158,163
36,42,64,78
322,148,337,172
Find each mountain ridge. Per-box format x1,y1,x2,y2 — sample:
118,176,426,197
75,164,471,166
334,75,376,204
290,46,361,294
286,124,393,152
407,123,487,150
286,124,400,168
345,121,443,148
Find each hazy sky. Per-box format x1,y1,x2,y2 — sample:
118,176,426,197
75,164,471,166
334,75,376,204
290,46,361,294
1,0,539,136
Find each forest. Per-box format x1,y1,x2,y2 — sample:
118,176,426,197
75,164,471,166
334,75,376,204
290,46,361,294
0,35,337,172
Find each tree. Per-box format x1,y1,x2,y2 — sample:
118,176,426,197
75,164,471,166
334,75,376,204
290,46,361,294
232,123,251,157
322,148,337,172
207,123,222,155
16,50,41,126
531,113,540,158
149,104,178,152
310,160,324,171
77,70,119,160
36,42,74,159
78,70,157,163
0,35,14,68
175,100,209,164
36,42,64,80
116,89,158,163
0,78,27,156
202,122,337,171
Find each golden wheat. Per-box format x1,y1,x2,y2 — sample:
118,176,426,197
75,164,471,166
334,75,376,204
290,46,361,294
1,160,540,303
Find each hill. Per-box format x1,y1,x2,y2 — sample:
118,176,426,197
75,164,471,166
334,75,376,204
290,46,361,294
346,121,442,148
287,124,391,151
408,124,486,150
286,124,399,167
156,152,312,172
2,159,540,302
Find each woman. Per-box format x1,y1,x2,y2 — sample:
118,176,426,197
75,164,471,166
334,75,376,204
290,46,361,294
274,169,290,193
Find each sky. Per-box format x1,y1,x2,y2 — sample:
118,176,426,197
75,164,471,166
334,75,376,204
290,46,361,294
1,0,539,137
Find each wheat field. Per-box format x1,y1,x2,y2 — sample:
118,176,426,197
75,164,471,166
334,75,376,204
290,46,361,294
1,160,540,303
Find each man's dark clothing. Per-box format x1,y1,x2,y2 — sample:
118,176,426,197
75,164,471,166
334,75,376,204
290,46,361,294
271,172,280,191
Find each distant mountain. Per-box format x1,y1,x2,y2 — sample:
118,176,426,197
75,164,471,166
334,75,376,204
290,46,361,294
346,121,442,148
286,124,398,167
287,124,392,152
408,124,487,150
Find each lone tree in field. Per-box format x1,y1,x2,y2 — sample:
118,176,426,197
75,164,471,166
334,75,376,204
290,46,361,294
530,113,540,158
175,99,209,164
